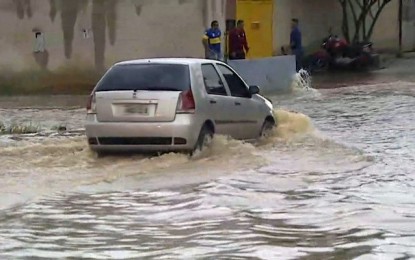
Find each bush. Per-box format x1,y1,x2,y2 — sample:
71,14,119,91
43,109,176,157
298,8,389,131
0,122,41,135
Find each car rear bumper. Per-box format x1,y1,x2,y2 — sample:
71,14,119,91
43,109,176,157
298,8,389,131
85,114,202,152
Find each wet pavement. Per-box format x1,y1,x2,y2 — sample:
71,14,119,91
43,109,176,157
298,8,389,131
0,72,414,259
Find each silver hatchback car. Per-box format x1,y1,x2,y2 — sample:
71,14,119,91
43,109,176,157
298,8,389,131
85,58,276,154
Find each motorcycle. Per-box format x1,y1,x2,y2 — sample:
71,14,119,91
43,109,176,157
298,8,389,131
306,34,378,73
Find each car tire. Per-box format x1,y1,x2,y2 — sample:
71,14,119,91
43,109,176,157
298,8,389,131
193,125,214,154
95,150,107,158
260,119,275,139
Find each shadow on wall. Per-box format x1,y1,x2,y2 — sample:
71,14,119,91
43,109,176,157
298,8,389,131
11,0,118,72
14,0,32,19
60,0,88,60
133,0,192,16
10,0,205,72
92,0,117,72
33,51,49,70
56,0,117,71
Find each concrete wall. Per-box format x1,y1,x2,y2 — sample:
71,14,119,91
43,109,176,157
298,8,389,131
273,0,342,55
0,0,227,73
365,0,400,52
1,0,400,74
402,0,415,51
228,55,296,94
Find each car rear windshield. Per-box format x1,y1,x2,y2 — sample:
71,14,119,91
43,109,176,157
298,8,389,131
95,64,191,92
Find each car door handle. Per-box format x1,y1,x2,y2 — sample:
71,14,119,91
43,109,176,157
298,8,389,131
210,100,217,104
235,102,241,106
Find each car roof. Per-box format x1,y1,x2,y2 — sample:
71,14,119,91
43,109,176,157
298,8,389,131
115,58,224,66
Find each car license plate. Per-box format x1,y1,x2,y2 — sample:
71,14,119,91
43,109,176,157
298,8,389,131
124,104,149,115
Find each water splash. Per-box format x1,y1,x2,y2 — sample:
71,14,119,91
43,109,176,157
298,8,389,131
291,69,318,93
287,69,323,100
191,135,257,161
291,69,313,91
273,109,314,139
253,109,315,148
0,108,315,176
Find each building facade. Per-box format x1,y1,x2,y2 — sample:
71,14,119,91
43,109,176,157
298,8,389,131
0,0,226,73
226,0,409,58
0,0,413,76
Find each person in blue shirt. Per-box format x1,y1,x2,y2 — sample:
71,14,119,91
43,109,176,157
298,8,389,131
202,20,222,60
290,18,304,72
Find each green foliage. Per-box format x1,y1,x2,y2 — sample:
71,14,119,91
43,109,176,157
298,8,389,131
0,122,41,135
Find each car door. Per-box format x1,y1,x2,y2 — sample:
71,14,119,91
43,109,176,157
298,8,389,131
215,63,261,140
200,63,234,136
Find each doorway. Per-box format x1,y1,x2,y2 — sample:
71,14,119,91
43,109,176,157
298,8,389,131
236,0,274,58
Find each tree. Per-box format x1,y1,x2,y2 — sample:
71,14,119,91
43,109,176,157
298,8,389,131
338,0,393,43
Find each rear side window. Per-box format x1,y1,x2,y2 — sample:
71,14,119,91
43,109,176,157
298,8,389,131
201,64,227,96
95,64,191,92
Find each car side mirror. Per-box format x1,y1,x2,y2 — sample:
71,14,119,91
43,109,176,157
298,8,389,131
248,85,260,95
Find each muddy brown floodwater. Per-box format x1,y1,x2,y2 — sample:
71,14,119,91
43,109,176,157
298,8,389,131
0,73,414,259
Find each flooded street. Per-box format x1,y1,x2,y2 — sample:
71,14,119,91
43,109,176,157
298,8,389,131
0,78,414,259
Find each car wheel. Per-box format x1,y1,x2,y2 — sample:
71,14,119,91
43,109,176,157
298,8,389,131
193,125,214,153
260,119,275,139
95,150,107,158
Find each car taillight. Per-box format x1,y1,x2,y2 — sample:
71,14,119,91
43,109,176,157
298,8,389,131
177,89,195,113
86,93,96,114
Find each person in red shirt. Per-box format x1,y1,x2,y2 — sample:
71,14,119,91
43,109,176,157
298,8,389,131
228,20,249,60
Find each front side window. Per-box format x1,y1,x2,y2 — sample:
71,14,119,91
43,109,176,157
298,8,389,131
217,64,250,98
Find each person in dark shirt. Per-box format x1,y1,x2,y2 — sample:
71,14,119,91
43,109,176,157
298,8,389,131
228,20,249,60
290,18,304,72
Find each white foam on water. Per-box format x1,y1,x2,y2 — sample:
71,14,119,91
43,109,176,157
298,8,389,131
288,69,322,100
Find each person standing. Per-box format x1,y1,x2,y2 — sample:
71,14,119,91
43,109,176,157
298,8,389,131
228,20,249,60
290,18,304,72
202,20,222,60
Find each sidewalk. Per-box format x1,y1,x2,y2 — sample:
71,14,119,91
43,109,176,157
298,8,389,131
376,52,415,77
311,52,415,89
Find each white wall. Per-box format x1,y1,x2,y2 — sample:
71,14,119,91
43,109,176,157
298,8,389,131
273,0,342,54
402,0,415,51
0,0,224,72
229,55,296,94
272,0,400,55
